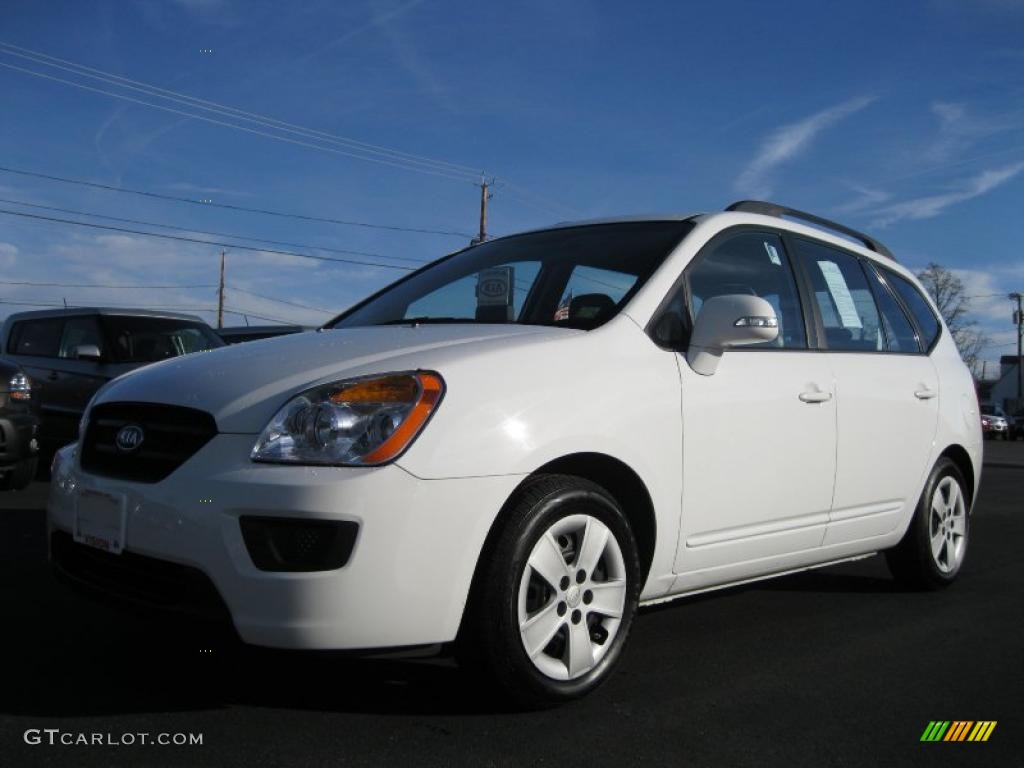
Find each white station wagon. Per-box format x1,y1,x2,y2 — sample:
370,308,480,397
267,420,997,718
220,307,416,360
49,201,982,704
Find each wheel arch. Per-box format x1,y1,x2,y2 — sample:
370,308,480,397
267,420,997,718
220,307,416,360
457,452,658,639
938,443,976,511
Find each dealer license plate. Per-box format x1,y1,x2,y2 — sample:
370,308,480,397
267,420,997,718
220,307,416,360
73,489,127,554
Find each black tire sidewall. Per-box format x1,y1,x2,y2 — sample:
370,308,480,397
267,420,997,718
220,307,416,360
483,478,641,703
908,458,971,586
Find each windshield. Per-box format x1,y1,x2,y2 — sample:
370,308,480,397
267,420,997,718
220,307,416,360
329,221,694,331
102,316,224,363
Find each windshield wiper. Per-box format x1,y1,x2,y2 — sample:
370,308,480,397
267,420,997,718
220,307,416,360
378,317,482,326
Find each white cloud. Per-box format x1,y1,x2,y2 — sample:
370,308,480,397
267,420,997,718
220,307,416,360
735,96,875,197
870,161,1024,227
924,101,1020,163
0,242,18,268
833,183,892,214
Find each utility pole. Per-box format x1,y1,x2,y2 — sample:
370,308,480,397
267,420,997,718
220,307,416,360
1012,292,1023,408
217,250,226,329
475,175,493,245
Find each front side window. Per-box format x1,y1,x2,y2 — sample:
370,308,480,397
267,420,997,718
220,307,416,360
102,316,224,363
330,222,694,331
10,318,62,357
793,239,884,352
59,316,105,359
685,232,807,349
881,268,942,350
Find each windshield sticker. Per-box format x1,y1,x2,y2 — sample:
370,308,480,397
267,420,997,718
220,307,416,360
817,260,862,328
764,241,782,266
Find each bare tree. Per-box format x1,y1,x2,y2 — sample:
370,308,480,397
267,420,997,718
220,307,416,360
916,262,990,376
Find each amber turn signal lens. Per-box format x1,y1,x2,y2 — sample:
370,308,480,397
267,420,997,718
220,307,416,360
361,372,444,464
329,376,419,404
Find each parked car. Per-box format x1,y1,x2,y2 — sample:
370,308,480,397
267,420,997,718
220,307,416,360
980,404,1009,440
1009,408,1024,441
48,201,981,705
216,324,310,345
0,309,223,457
0,357,39,490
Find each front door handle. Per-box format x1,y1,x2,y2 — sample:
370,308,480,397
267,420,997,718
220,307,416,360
799,390,833,403
914,387,937,400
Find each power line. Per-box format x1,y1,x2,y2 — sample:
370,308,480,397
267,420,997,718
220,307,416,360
0,41,484,180
0,42,576,220
0,60,481,185
227,285,332,314
0,207,417,272
222,305,301,325
0,165,474,239
0,195,428,264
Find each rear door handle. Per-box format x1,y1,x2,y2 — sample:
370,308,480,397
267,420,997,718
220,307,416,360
799,390,833,403
914,388,937,400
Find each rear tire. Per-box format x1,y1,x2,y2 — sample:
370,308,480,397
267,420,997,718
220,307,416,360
885,458,969,589
458,474,641,706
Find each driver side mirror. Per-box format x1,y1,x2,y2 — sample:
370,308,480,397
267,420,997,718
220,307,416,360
73,344,103,362
687,294,778,376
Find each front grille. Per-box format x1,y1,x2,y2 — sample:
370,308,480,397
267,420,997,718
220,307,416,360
80,402,217,483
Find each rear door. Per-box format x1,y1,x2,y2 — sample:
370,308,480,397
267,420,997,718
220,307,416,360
790,238,939,546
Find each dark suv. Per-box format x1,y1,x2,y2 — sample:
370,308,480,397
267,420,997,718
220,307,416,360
0,356,39,490
0,309,223,456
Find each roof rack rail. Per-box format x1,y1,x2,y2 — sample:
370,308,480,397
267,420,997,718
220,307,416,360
725,200,895,260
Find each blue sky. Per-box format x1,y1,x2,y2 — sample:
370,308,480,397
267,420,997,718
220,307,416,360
1,0,1022,365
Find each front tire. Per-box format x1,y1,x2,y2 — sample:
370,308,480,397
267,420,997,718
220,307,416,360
459,475,641,706
885,458,970,589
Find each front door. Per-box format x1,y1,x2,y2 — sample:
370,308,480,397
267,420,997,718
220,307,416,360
671,231,837,575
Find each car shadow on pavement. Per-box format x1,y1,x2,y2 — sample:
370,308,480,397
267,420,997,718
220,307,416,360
0,605,532,718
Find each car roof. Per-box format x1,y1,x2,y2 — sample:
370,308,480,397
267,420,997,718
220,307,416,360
507,208,903,270
0,307,208,324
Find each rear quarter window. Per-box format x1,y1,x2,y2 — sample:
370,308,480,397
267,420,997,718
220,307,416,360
879,268,941,349
9,318,63,357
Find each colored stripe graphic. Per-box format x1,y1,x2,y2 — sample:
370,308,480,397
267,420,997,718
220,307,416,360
967,722,997,742
944,721,972,741
920,721,996,742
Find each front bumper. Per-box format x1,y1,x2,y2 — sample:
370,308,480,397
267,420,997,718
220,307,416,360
48,437,522,650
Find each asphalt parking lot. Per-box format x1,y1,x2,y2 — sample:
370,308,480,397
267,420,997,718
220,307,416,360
2,444,1022,768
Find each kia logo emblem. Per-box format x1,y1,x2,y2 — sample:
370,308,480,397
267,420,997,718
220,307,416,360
115,424,145,452
479,279,507,298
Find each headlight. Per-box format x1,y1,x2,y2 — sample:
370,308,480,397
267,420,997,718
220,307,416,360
251,371,444,466
8,372,31,401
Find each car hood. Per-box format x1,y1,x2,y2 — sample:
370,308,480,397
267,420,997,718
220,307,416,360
94,324,567,433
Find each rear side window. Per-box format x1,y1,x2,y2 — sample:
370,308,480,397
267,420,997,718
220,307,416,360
793,239,884,352
9,318,63,357
103,316,223,362
686,232,807,349
880,269,941,349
